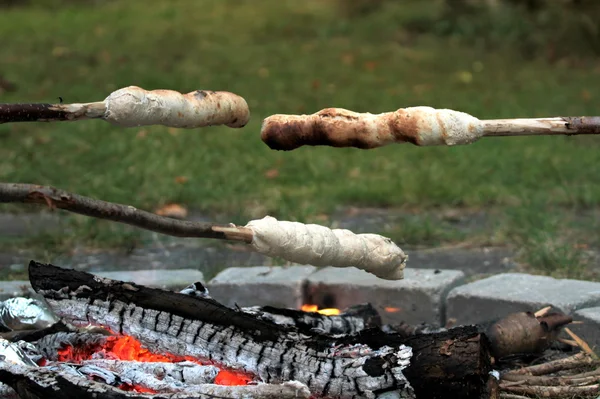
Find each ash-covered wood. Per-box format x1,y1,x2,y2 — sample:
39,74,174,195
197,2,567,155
1,320,73,343
327,326,498,399
242,303,381,335
0,361,311,399
78,359,220,386
29,261,415,399
36,331,110,361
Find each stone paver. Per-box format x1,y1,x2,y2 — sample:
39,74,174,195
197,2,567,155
208,265,317,309
95,269,204,290
446,273,600,325
570,307,600,352
305,267,465,326
0,280,33,301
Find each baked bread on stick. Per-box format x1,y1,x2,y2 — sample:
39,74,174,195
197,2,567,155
261,106,482,150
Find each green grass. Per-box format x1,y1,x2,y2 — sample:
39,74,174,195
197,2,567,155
0,0,599,278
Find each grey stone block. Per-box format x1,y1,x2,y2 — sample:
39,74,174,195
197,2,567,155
446,273,600,325
95,269,204,290
570,307,600,352
208,265,317,309
305,267,465,326
0,280,33,301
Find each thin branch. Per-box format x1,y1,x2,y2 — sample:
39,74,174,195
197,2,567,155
0,183,253,243
0,102,105,124
500,383,599,398
501,370,600,385
503,352,597,376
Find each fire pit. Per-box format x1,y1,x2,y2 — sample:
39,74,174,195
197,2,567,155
0,261,509,399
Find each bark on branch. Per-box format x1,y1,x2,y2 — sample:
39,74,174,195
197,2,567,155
0,183,253,242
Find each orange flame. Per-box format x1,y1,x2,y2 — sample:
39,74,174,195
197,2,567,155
56,334,253,391
384,307,402,313
301,304,341,315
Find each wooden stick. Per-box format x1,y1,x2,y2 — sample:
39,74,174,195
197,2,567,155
500,383,599,398
0,183,253,242
261,107,600,151
0,86,250,128
504,352,597,376
482,117,600,137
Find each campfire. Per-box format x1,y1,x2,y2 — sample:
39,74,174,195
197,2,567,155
1,262,597,399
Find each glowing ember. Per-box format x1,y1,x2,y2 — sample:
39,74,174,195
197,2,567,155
385,307,402,313
301,304,341,316
56,334,253,391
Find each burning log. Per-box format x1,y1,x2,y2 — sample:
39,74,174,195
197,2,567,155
241,303,381,335
261,107,600,151
0,86,250,128
0,361,312,399
0,184,406,280
26,261,415,399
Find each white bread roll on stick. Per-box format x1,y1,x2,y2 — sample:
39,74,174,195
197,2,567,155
245,216,407,280
261,107,600,151
0,86,250,129
103,86,249,128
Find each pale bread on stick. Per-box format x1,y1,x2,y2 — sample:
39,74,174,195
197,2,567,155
104,86,250,128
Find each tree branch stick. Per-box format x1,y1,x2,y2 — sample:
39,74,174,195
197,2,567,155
503,352,597,376
500,383,599,397
0,183,253,242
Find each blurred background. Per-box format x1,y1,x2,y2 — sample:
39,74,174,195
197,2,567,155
0,0,599,281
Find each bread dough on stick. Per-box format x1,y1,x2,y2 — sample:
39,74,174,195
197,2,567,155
246,216,407,280
104,86,250,128
261,106,483,150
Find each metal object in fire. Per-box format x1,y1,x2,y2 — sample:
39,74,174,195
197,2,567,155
0,297,59,331
0,337,38,367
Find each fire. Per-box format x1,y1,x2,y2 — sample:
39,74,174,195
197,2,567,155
301,304,341,316
56,334,253,392
385,307,402,313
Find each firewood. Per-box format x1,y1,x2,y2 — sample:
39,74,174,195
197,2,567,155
0,86,250,128
241,303,381,335
28,261,415,399
0,361,312,399
261,107,600,151
502,352,598,376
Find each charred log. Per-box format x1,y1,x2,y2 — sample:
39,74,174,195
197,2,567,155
1,320,73,343
401,328,498,399
28,261,415,399
0,361,311,399
320,326,498,399
241,303,381,335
